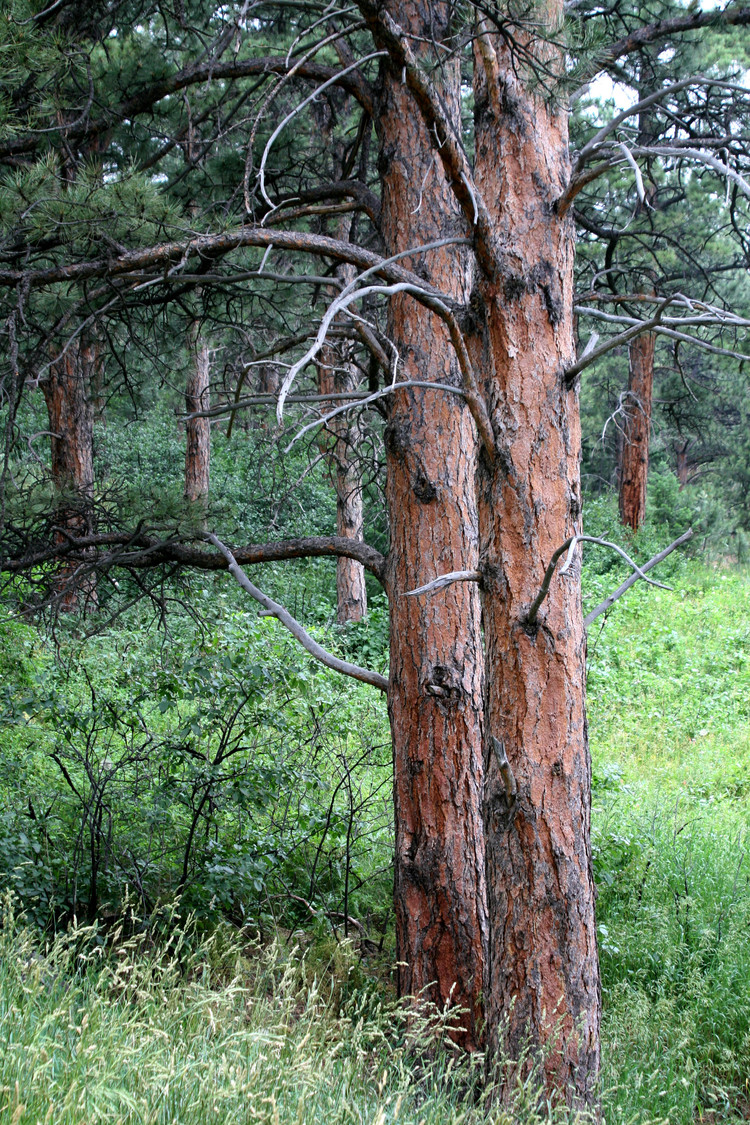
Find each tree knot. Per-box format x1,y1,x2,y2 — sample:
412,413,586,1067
423,664,462,707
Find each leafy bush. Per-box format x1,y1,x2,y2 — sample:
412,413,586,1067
0,601,392,933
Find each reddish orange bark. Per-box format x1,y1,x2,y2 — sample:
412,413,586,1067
42,338,98,610
471,16,600,1101
376,0,487,1049
185,336,211,509
619,331,655,530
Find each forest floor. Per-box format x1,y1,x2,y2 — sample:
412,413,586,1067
1,560,749,1125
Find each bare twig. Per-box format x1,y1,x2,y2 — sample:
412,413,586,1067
257,51,386,210
565,298,673,381
207,533,388,692
617,142,648,205
275,238,495,459
584,529,693,627
284,380,469,451
402,570,482,597
526,534,672,625
571,77,746,174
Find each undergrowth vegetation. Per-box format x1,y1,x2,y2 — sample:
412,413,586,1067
1,498,749,1123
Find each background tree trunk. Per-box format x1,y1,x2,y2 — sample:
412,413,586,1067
619,330,655,530
472,19,600,1100
185,334,211,511
377,0,487,1050
318,256,368,625
674,438,692,488
42,337,97,611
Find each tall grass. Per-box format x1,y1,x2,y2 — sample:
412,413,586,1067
0,898,586,1125
3,560,750,1123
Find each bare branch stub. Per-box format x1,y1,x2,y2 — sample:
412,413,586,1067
526,534,677,627
491,736,517,806
402,570,482,598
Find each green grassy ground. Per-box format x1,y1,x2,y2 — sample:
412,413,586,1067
589,563,750,1124
1,563,749,1124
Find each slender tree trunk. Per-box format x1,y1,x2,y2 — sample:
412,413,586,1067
619,330,655,530
376,0,487,1049
472,17,600,1101
258,364,280,397
319,257,368,624
185,334,211,510
334,437,367,622
674,439,691,488
42,337,97,611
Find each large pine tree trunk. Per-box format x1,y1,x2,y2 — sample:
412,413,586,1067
376,0,487,1049
619,330,654,531
185,335,211,509
42,337,97,611
472,18,600,1101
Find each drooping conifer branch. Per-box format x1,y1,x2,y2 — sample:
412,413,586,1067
207,533,388,693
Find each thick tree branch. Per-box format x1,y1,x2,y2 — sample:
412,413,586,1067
603,8,750,69
0,55,376,162
207,534,388,693
1,531,388,585
266,181,382,226
0,228,454,301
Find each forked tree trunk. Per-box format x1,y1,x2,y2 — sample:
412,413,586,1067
319,256,368,624
472,16,600,1101
42,337,97,611
185,335,211,510
619,330,655,530
376,1,487,1049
